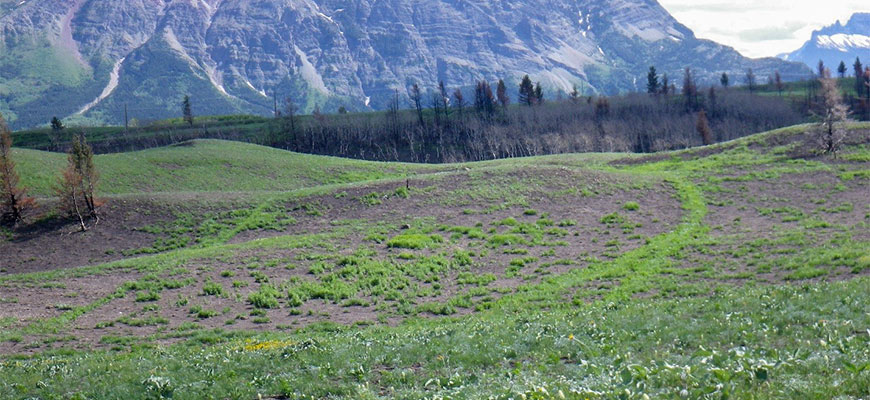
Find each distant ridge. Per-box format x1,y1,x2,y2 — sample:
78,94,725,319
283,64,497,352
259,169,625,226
0,0,808,129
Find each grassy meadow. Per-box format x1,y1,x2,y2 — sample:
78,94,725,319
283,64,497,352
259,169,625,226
0,123,868,399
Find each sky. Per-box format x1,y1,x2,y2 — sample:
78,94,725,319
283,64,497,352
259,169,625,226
658,0,870,58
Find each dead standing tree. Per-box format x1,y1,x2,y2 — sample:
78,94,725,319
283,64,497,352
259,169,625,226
56,133,101,231
811,77,850,155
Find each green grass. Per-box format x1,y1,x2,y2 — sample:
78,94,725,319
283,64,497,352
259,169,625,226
13,139,442,196
2,278,869,398
1,123,868,399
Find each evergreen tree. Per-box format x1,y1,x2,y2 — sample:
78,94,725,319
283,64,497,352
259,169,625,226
0,114,34,226
50,117,64,132
720,72,729,88
182,95,194,126
569,84,581,103
682,67,697,110
647,66,660,94
661,74,670,95
854,58,864,95
474,81,496,118
496,79,509,110
837,61,847,78
49,116,65,150
534,82,544,105
453,88,466,119
518,75,535,106
817,60,826,78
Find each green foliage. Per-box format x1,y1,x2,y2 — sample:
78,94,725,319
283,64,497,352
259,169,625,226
202,282,224,296
135,291,160,303
248,285,281,309
386,234,444,250
622,201,640,211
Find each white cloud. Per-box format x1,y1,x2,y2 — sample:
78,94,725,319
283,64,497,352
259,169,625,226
658,0,870,57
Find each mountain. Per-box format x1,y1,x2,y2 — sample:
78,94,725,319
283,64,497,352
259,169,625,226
0,0,808,129
781,13,870,75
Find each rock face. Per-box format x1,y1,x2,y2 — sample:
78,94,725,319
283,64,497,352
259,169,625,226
0,0,808,128
781,13,870,76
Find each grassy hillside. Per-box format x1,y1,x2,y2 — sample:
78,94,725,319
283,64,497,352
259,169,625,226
1,124,869,399
15,139,442,196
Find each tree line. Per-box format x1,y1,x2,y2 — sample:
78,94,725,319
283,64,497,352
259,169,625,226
251,72,803,162
33,65,866,163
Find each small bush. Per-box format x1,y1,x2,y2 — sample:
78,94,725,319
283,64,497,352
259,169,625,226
248,285,281,309
202,282,224,296
623,201,640,211
135,291,161,302
386,234,443,249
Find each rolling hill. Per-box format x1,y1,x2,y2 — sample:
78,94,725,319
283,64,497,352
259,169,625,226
0,123,868,398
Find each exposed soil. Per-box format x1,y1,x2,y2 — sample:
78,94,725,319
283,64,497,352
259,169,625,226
2,133,867,355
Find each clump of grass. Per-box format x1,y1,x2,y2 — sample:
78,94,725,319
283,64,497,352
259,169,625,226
248,285,281,309
135,291,161,302
495,217,518,226
488,234,528,247
453,250,473,266
600,212,627,225
623,201,640,211
394,186,410,199
189,305,218,319
202,282,224,296
386,234,444,250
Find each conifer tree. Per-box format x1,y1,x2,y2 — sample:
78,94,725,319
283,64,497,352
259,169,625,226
182,95,194,126
837,61,847,78
720,72,729,88
534,82,544,105
50,117,64,132
453,88,466,119
569,84,581,103
647,66,659,94
518,75,535,106
0,114,34,226
854,58,864,95
496,79,509,110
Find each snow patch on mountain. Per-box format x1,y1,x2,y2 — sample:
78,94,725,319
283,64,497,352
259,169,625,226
815,34,870,52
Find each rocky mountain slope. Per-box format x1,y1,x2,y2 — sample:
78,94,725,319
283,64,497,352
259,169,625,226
0,0,808,128
781,13,870,75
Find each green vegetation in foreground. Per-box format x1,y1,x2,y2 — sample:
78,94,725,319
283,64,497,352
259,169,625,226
1,279,868,399
1,124,869,399
13,139,441,196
